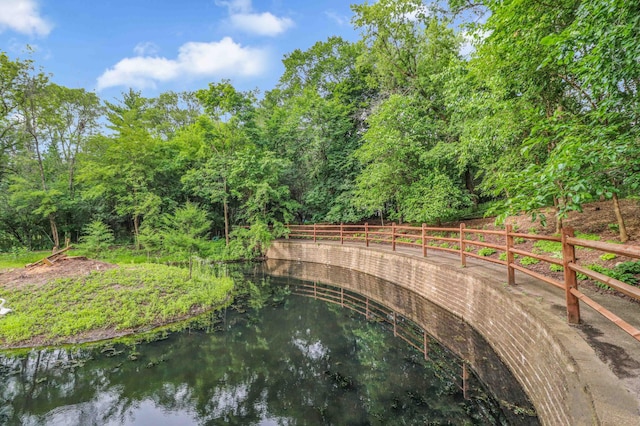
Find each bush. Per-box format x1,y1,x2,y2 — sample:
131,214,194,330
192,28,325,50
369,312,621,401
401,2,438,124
587,261,640,287
599,253,616,261
549,264,563,272
478,247,496,256
533,239,562,255
519,256,539,266
80,220,115,256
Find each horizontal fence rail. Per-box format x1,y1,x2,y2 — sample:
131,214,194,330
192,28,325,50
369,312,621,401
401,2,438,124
282,223,640,343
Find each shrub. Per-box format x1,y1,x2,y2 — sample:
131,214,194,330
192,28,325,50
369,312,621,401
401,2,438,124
533,239,562,255
519,256,539,266
514,237,526,244
599,253,616,261
586,261,640,287
478,247,496,256
80,220,115,256
549,264,563,272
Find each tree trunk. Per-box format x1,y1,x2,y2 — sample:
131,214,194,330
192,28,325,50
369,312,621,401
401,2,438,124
133,214,140,250
553,198,562,234
49,214,60,252
223,178,230,246
465,168,477,207
612,193,629,242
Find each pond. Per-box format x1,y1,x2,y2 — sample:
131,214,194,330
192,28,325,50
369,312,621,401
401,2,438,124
0,261,538,425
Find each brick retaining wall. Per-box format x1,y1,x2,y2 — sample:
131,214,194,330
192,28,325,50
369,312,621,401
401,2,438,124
267,240,640,426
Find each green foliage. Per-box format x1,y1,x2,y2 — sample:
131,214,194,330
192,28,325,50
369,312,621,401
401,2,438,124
549,264,564,273
0,250,50,269
477,247,496,256
586,261,640,289
599,253,616,262
533,239,562,255
519,256,540,266
80,220,115,255
2,0,639,254
575,232,601,241
226,222,286,260
0,263,234,345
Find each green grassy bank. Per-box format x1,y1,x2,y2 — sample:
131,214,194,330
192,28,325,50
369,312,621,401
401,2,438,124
0,262,233,348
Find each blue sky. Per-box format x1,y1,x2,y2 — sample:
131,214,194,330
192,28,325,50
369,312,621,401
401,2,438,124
0,0,361,100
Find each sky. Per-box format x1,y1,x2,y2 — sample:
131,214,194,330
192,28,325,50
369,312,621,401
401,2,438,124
0,0,361,101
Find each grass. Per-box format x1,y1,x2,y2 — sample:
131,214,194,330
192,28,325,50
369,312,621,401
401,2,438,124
0,250,52,270
0,263,233,347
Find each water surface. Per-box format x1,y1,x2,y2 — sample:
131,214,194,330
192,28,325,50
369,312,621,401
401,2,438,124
0,264,538,425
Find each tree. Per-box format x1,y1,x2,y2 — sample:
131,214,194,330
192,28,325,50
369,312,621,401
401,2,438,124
79,220,115,256
161,202,211,279
351,0,471,224
79,90,162,249
260,37,373,223
187,81,257,245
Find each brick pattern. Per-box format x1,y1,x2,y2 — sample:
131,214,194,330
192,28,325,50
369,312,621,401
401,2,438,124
267,241,627,425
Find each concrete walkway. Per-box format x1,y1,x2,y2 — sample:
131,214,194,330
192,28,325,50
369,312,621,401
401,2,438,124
385,241,640,397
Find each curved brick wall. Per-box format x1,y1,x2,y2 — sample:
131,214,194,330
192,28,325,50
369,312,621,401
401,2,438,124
267,241,640,426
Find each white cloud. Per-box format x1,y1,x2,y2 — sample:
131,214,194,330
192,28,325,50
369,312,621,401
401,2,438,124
96,37,268,90
216,0,293,36
0,0,52,36
133,41,159,56
230,12,293,36
215,0,251,14
324,11,349,26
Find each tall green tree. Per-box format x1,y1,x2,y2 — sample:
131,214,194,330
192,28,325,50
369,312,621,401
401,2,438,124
79,90,162,248
261,37,372,222
161,202,211,279
185,81,257,245
352,0,470,224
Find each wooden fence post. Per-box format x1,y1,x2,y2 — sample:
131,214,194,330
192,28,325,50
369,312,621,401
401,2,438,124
365,223,369,247
313,224,317,243
391,222,396,251
505,224,515,285
422,223,427,257
460,223,466,267
340,223,344,245
562,226,580,324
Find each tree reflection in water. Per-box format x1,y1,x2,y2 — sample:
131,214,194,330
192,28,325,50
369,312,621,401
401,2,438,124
0,264,538,425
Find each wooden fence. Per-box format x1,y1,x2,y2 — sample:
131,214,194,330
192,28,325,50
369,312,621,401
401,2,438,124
283,223,640,342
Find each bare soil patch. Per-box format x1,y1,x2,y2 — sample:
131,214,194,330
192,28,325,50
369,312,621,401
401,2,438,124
0,257,118,290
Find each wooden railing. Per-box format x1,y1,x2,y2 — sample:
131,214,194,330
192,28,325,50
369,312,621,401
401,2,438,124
284,223,640,342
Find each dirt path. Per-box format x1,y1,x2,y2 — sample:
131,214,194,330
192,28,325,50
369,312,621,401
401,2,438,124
0,257,117,290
